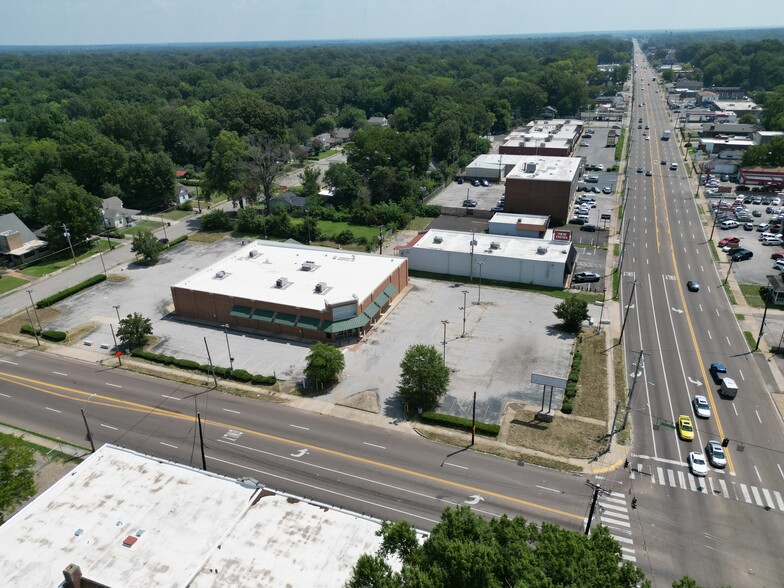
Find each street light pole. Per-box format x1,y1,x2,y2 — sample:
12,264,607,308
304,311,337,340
222,324,234,370
476,261,484,304
113,305,121,323
160,214,169,242
460,290,468,337
24,306,40,346
62,224,77,266
26,290,43,333
441,320,449,365
378,225,384,255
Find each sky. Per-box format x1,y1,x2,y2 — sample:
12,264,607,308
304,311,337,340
0,0,782,46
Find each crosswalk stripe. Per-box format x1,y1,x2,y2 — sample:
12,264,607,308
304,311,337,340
657,466,665,485
601,515,631,529
677,470,686,489
609,491,626,499
740,484,752,503
612,535,634,545
774,491,784,511
708,477,716,495
621,546,636,554
600,496,628,506
751,486,764,506
698,479,708,494
718,478,729,498
762,488,775,509
668,469,676,487
687,473,697,491
602,509,629,521
598,501,628,513
622,554,638,563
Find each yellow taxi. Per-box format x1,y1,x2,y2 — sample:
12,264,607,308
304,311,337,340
677,415,695,441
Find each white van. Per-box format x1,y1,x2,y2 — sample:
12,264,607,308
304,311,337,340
720,377,738,399
720,220,739,229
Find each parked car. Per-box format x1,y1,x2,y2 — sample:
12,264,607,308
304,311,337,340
569,218,587,225
692,395,711,419
602,186,612,194
573,271,601,283
732,249,753,261
753,210,762,217
771,252,784,260
580,224,597,232
456,178,464,184
462,199,478,207
762,236,783,246
718,237,740,247
719,220,739,229
757,223,771,232
744,222,754,231
688,452,708,477
591,186,601,193
480,179,490,187
706,440,727,468
753,196,763,205
596,164,604,171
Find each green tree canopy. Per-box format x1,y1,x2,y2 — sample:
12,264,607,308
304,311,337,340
117,312,153,351
38,176,102,249
304,342,345,390
398,343,450,412
553,294,590,333
202,130,248,201
131,228,164,264
0,433,37,524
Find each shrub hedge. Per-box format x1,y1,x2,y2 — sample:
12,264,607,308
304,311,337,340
420,411,500,437
166,235,188,248
42,329,67,342
36,274,106,308
130,349,275,385
20,324,41,336
561,337,583,414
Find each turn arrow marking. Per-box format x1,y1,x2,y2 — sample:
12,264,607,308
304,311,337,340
464,494,485,505
671,307,684,314
687,377,703,387
291,448,309,458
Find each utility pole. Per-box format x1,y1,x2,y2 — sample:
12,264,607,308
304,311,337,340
471,390,477,446
618,280,637,346
80,408,96,453
584,480,611,535
756,297,769,351
378,225,384,255
110,323,122,366
597,288,607,332
460,290,468,337
441,320,449,365
723,259,734,286
204,337,218,387
622,349,648,431
160,213,169,242
24,306,40,346
222,324,234,370
476,261,484,304
62,224,77,266
27,290,43,333
708,198,723,241
197,412,207,471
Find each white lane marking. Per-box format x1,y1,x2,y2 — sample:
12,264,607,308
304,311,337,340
290,424,310,431
754,465,762,482
657,466,666,485
762,488,775,509
677,470,686,489
751,486,764,506
688,474,697,492
715,309,720,316
699,304,703,312
778,464,784,480
726,336,731,346
740,484,752,503
161,394,180,400
222,408,240,414
535,485,560,493
732,403,738,416
100,423,118,430
701,265,704,272
0,359,18,365
0,392,10,398
718,479,729,498
105,383,122,388
160,442,178,449
668,469,676,487
774,491,784,510
445,462,468,470
755,410,762,424
738,370,745,381
53,371,68,376
363,442,387,450
708,330,712,340
45,407,61,413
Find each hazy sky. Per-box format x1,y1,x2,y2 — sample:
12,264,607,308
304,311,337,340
1,0,782,46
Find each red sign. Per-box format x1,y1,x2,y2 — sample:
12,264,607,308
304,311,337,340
115,351,123,357
553,229,572,242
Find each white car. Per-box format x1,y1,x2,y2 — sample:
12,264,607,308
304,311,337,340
692,395,711,419
773,198,782,206
762,236,783,246
689,452,708,477
706,441,727,468
596,164,604,171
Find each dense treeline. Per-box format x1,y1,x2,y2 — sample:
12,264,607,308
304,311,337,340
0,38,631,242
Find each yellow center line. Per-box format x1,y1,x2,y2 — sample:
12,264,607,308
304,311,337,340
0,371,585,521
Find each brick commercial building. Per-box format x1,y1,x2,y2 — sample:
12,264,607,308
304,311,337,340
502,156,581,222
171,241,408,343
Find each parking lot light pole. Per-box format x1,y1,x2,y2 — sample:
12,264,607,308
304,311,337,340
476,261,484,304
222,324,234,371
460,290,468,337
441,320,449,365
113,305,121,323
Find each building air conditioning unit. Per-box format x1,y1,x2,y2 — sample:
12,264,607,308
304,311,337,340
214,270,226,279
525,162,537,173
249,250,259,258
276,277,288,288
315,282,327,293
536,246,548,255
490,242,500,250
433,236,443,244
301,260,316,271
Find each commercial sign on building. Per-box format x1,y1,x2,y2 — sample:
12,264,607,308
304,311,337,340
553,229,571,242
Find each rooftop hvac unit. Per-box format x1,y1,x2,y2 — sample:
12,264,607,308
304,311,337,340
539,142,547,149
315,282,327,293
433,236,443,244
525,162,537,173
536,246,548,255
545,134,552,142
301,260,316,271
276,277,288,288
214,270,226,279
249,250,259,258
490,242,500,250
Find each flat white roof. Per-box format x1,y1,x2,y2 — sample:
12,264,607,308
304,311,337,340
172,240,406,311
471,154,530,168
490,212,550,227
700,138,755,146
0,445,392,587
410,229,572,263
713,100,758,111
505,155,581,183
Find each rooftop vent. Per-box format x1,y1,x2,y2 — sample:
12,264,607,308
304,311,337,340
536,246,548,255
301,260,316,271
490,242,500,250
249,250,259,258
433,236,443,244
525,162,537,173
315,282,327,293
276,277,288,288
214,270,226,279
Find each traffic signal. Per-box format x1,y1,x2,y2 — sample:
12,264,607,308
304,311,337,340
631,497,638,509
722,438,729,447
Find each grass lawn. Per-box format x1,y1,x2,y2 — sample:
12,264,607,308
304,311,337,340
0,276,29,294
723,281,737,305
309,149,339,160
189,231,231,243
743,331,758,351
120,220,164,237
739,284,767,308
21,239,113,278
289,218,381,241
407,217,433,231
571,330,609,421
161,209,192,221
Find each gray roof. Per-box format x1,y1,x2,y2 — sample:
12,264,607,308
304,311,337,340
270,191,307,209
0,213,36,243
101,197,141,216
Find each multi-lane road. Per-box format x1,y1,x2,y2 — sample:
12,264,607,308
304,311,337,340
614,44,784,586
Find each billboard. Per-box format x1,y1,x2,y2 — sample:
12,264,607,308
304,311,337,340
553,229,571,241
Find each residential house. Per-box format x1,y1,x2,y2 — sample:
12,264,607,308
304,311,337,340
367,116,388,127
333,127,353,144
100,197,141,229
269,191,307,211
0,213,47,266
177,186,191,205
540,106,558,119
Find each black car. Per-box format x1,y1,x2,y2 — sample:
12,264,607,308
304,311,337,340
568,217,587,225
456,178,464,185
573,272,601,283
471,179,480,187
580,224,597,232
462,199,478,207
637,167,644,173
158,238,170,244
732,249,753,261
645,170,652,176
686,280,700,292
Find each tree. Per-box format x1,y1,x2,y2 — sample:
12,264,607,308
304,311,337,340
553,295,590,333
304,342,345,389
131,228,164,264
397,344,450,412
346,506,650,588
38,176,102,249
299,166,321,198
117,312,153,351
246,134,289,214
200,209,234,231
0,433,36,524
202,130,248,203
120,149,175,211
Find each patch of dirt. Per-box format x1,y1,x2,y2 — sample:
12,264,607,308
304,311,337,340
188,231,230,243
336,390,380,413
0,307,62,337
571,329,609,422
506,407,607,459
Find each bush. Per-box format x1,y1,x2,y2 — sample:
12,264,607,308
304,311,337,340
333,229,355,245
104,230,125,239
42,329,67,342
230,369,253,382
561,399,573,414
200,209,234,231
420,411,500,437
177,200,193,211
20,324,41,336
252,374,277,385
167,235,188,247
36,274,106,308
174,358,201,370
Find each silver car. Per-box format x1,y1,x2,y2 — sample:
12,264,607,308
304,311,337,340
692,395,711,419
689,452,708,477
706,440,727,468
